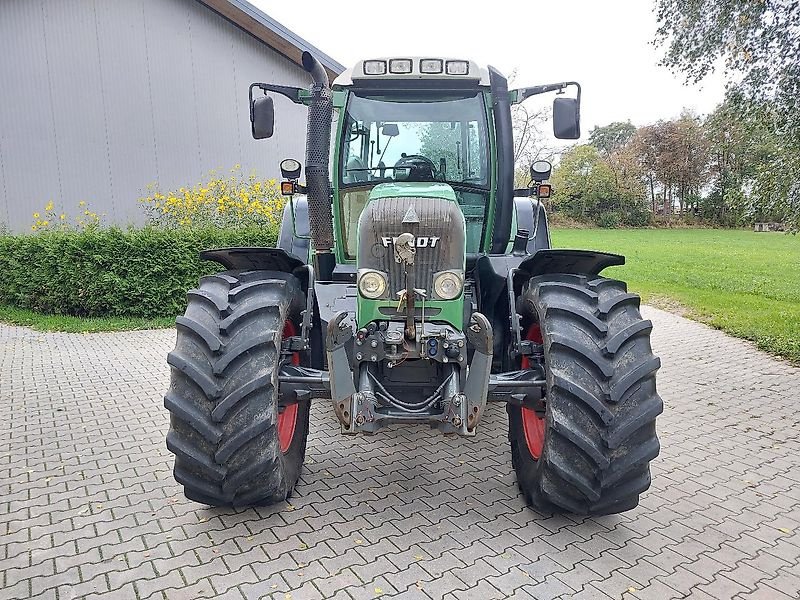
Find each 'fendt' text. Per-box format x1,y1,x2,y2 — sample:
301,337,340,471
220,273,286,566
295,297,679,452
381,236,440,248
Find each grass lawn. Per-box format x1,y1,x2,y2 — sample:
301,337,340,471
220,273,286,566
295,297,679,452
0,304,174,333
552,228,800,364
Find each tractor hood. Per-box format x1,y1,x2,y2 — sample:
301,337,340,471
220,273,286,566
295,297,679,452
366,182,458,202
356,182,466,328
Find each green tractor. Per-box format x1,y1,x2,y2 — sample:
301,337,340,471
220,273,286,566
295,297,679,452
164,53,662,515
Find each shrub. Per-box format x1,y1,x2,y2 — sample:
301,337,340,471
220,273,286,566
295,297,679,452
1,166,287,320
597,212,622,228
0,226,279,318
622,204,652,227
140,166,285,229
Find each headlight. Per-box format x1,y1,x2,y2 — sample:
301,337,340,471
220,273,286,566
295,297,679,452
358,269,388,299
433,270,463,300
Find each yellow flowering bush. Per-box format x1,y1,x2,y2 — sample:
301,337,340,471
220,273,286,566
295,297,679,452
140,166,285,229
31,200,102,232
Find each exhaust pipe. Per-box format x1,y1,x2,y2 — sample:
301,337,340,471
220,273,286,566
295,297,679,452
301,52,335,279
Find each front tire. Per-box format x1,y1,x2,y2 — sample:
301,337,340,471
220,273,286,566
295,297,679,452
165,270,310,506
508,274,663,515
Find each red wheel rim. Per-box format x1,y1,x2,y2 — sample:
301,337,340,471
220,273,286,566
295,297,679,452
278,321,300,453
520,324,545,459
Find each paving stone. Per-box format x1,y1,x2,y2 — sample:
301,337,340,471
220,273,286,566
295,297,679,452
655,565,711,596
695,574,752,599
762,569,800,598
135,569,185,600
2,306,799,600
450,579,504,599
734,582,800,599
163,578,216,600
720,562,773,591
525,574,579,599
628,579,684,600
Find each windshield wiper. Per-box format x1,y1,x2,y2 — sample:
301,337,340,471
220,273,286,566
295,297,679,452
445,180,489,190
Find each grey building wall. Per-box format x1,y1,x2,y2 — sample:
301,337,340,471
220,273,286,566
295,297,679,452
0,0,313,232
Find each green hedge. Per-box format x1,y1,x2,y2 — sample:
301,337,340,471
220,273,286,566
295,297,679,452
0,226,278,318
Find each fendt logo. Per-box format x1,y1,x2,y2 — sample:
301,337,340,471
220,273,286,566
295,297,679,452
381,236,440,248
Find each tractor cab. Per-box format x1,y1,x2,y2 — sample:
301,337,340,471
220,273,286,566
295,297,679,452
332,59,493,259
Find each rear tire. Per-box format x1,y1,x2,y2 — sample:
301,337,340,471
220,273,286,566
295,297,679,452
165,270,310,506
508,274,663,515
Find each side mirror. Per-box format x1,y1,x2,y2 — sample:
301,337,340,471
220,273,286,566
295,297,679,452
381,123,400,137
251,94,274,139
553,96,580,139
530,160,552,182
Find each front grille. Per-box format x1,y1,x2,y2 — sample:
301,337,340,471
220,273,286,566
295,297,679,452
357,196,465,296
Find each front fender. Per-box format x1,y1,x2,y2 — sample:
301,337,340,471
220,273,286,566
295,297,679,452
517,249,624,278
200,247,305,273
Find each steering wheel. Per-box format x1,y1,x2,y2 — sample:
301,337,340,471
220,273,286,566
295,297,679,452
394,154,437,181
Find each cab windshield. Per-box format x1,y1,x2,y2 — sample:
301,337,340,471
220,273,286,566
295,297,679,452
338,90,490,257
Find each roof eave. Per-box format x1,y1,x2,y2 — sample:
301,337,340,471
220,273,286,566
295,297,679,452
196,0,344,81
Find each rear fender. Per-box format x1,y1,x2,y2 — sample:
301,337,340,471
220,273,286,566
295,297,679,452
511,197,550,253
476,250,624,316
277,196,311,261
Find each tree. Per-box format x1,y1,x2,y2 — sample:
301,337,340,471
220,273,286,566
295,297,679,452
704,97,800,226
671,111,711,216
512,103,554,186
607,143,648,205
653,0,800,230
589,121,637,157
627,113,709,217
508,69,557,186
418,123,462,179
551,145,648,226
590,122,649,213
654,0,800,140
703,99,758,223
629,125,661,213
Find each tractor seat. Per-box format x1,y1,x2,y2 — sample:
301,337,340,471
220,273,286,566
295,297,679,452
345,157,369,183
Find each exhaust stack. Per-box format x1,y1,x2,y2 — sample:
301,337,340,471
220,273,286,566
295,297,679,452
301,52,335,279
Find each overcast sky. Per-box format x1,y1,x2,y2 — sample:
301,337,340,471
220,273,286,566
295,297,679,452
254,0,726,144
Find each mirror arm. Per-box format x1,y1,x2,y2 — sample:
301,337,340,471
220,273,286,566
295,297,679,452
249,82,305,105
510,81,581,104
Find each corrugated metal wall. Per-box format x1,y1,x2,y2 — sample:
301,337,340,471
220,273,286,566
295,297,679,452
0,0,311,232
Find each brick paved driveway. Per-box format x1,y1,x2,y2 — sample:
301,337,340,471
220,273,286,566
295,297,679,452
2,306,799,600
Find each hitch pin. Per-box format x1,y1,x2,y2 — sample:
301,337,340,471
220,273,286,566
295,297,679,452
396,289,407,312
